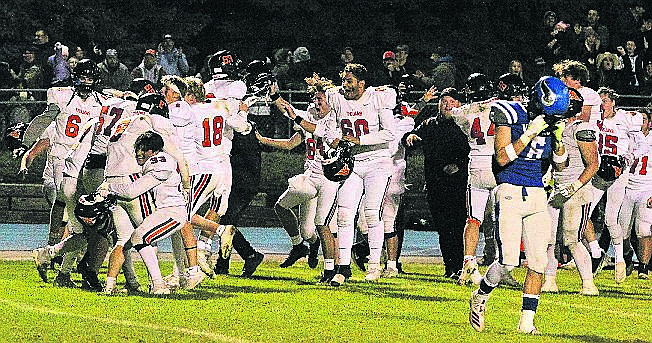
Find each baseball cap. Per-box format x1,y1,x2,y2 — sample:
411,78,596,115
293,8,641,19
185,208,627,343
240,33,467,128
145,49,156,56
164,34,173,40
383,51,396,60
105,49,118,57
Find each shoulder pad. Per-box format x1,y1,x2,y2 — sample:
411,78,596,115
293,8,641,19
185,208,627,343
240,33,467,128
490,100,518,125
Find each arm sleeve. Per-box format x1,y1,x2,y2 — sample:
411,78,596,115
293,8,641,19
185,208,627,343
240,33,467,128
107,173,162,200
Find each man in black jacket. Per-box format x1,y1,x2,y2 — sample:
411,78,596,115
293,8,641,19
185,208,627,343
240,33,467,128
403,88,470,278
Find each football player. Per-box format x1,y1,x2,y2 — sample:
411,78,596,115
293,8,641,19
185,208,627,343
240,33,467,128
469,76,570,335
183,76,253,279
310,64,397,285
98,131,189,294
258,75,340,281
543,87,601,295
618,108,652,279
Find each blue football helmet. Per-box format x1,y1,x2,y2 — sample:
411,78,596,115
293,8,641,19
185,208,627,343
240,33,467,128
528,76,572,122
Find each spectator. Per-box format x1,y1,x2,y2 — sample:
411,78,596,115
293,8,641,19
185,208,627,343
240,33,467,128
613,1,646,49
67,56,78,73
642,61,652,96
574,9,610,51
374,51,402,87
271,47,292,89
157,34,189,76
618,40,645,96
576,28,605,74
131,49,166,86
537,11,575,66
97,49,131,91
419,50,458,90
593,52,624,91
74,46,85,60
32,29,53,83
341,46,355,65
10,47,46,99
636,14,652,57
48,42,71,86
508,59,524,79
285,46,313,90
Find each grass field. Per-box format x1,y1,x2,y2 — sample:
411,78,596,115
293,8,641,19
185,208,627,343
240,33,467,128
1,258,650,343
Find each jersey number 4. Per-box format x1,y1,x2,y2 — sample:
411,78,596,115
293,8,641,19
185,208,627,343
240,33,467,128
202,116,224,147
470,117,494,145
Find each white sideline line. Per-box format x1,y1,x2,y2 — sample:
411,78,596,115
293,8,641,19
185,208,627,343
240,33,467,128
0,298,257,343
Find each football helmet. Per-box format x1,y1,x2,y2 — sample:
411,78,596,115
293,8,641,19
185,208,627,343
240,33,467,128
464,73,492,102
496,73,527,100
527,76,571,123
129,78,157,96
596,155,626,182
242,60,277,97
136,93,169,118
322,141,354,182
207,50,241,80
72,59,101,92
74,193,116,229
5,122,28,150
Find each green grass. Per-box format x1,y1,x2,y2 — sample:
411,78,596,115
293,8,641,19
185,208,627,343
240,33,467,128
1,259,650,343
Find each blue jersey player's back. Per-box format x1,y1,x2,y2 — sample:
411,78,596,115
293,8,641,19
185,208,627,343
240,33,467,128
490,100,551,187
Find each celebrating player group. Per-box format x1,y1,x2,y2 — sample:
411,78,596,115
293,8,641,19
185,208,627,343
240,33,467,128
12,52,652,336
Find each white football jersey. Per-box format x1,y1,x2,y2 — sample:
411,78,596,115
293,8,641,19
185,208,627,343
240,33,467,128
191,99,251,174
91,97,138,155
205,79,247,100
105,113,176,177
47,87,105,151
626,133,652,192
553,120,598,184
168,100,198,173
320,86,397,161
577,86,602,124
108,151,186,209
595,109,646,160
452,98,498,171
294,105,337,175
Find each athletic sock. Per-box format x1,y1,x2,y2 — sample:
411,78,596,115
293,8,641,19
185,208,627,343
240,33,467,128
324,259,335,271
387,260,397,270
588,240,601,258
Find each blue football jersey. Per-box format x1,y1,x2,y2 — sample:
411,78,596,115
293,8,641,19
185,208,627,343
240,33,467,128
490,100,551,187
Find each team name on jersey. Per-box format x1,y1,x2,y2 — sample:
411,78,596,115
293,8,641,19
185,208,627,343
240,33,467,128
76,108,90,116
596,120,614,134
347,111,363,116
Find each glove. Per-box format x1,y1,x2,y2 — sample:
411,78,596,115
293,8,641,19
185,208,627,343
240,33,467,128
524,115,549,138
556,180,583,198
553,120,565,142
12,146,27,159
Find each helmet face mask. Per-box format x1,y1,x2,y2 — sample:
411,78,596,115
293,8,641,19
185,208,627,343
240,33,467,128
74,193,116,230
242,60,276,97
322,141,354,182
73,59,101,93
496,73,527,100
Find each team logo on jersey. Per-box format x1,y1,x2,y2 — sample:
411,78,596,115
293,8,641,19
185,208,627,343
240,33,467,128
335,163,351,177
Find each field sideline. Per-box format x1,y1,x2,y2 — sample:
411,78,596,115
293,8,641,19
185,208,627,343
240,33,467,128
1,256,650,343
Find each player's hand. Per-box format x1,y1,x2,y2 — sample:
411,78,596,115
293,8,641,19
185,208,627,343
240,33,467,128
12,146,27,159
524,115,549,138
422,86,437,102
405,134,421,146
556,180,583,198
553,120,565,142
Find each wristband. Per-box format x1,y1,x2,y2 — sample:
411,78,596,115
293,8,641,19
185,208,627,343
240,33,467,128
505,143,518,162
270,93,280,101
294,116,304,125
552,150,568,163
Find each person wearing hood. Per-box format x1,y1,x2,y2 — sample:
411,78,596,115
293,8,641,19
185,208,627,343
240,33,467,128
98,49,131,91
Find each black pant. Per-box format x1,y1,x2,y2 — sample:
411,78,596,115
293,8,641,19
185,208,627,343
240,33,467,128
214,188,258,271
427,184,466,275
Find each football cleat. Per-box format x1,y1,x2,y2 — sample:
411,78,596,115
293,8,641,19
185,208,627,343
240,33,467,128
541,277,559,293
242,251,264,277
580,282,599,296
32,247,52,282
197,248,215,278
78,261,103,292
320,269,337,283
163,274,180,291
364,267,382,282
458,259,482,286
638,270,649,280
469,290,489,332
330,265,352,287
53,272,77,288
279,243,309,268
149,282,171,295
592,249,607,276
517,326,541,335
123,281,143,294
500,270,522,289
307,240,320,269
219,226,236,260
615,261,627,284
382,267,399,278
351,241,370,272
181,267,206,290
